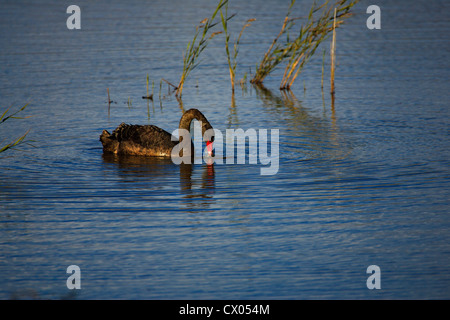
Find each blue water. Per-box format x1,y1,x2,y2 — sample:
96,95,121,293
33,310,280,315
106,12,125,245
0,0,449,299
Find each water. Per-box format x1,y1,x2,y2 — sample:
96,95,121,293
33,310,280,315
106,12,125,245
0,0,449,299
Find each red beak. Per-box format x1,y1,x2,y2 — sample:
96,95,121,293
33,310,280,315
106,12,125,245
206,141,213,156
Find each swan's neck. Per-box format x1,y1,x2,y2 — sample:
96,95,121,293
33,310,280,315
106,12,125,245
179,109,213,137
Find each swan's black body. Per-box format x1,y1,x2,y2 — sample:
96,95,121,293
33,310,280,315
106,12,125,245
100,109,213,157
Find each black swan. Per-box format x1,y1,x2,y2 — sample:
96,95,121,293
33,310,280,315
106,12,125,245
100,108,213,157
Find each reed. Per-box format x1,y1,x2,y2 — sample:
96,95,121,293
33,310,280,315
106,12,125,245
321,48,326,89
142,74,153,100
159,79,162,103
162,78,177,92
251,0,359,89
330,7,337,95
220,1,255,93
280,1,357,90
250,0,297,85
175,0,229,97
0,104,32,153
239,71,248,89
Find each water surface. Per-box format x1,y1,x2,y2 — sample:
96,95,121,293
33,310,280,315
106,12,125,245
0,0,449,299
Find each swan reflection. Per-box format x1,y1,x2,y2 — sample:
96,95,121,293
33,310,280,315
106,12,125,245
102,153,215,211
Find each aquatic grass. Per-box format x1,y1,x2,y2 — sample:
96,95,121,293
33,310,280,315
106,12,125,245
159,79,163,107
330,7,337,94
0,104,32,153
239,71,248,90
251,0,359,89
174,0,230,97
151,0,357,96
0,129,30,153
281,1,358,90
162,78,177,94
321,48,326,89
0,104,29,124
107,87,114,104
279,1,345,89
250,0,297,85
220,1,255,92
142,74,153,100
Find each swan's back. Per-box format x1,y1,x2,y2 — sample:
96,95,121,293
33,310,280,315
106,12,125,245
100,123,176,156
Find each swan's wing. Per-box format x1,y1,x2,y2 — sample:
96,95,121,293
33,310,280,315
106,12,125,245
112,124,175,155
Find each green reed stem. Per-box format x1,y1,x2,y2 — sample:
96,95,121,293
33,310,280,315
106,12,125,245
0,104,32,153
220,1,255,93
251,0,359,89
175,0,230,97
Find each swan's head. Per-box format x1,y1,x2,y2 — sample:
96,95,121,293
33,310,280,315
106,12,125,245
206,137,214,157
206,135,214,157
201,118,214,158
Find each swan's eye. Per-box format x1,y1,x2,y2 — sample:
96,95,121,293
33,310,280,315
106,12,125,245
210,136,215,142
